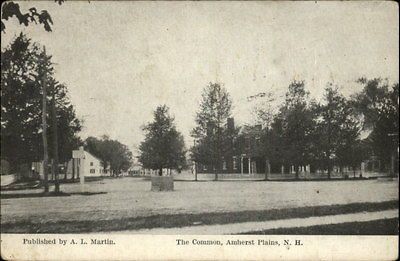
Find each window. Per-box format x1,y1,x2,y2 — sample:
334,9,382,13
233,156,237,170
90,162,94,166
90,169,95,174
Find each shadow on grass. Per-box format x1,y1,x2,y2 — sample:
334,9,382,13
173,179,265,182
1,191,71,199
1,191,107,199
173,177,381,182
259,177,381,182
1,176,123,192
239,218,399,235
1,180,42,191
1,200,398,234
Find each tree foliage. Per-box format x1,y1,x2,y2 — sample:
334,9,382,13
250,77,399,176
1,33,82,171
85,135,133,174
279,81,315,178
352,78,399,169
312,84,361,177
1,1,64,33
139,105,186,175
191,83,233,177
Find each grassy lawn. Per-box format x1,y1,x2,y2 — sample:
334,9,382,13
1,200,398,233
241,218,399,235
1,177,398,233
0,191,107,199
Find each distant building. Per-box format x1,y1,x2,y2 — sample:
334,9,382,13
196,118,267,174
195,118,396,177
128,164,143,175
32,146,110,180
68,146,109,178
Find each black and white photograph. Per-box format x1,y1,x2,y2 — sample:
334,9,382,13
1,1,398,260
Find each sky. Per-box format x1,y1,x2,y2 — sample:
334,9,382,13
2,1,399,156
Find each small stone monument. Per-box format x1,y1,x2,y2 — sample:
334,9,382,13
151,175,174,191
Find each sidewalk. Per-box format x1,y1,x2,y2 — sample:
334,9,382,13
112,209,398,235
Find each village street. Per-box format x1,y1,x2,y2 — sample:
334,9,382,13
1,176,398,233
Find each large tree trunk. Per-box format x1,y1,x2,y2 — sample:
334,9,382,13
264,159,270,181
194,162,198,181
52,90,60,193
295,165,299,180
327,161,332,179
390,151,396,177
159,168,162,176
72,159,75,181
41,48,49,193
213,163,218,181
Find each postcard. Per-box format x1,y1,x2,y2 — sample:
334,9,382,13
1,1,398,260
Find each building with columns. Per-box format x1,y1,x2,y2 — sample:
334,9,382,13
196,119,267,175
194,117,379,177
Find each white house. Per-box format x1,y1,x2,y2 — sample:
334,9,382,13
32,146,110,180
67,146,109,178
128,164,144,175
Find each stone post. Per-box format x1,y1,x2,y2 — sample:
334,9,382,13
194,161,197,181
248,157,251,175
79,147,85,192
265,160,271,180
360,162,365,177
241,156,243,175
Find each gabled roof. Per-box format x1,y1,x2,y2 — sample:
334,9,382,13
80,149,102,162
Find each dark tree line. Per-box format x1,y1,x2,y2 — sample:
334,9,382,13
257,79,398,177
85,135,133,175
1,34,134,181
1,34,82,173
352,78,399,173
191,79,399,178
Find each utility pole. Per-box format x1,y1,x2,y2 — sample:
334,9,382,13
52,82,60,193
41,47,49,193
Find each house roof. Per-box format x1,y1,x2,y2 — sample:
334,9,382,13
80,150,102,162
